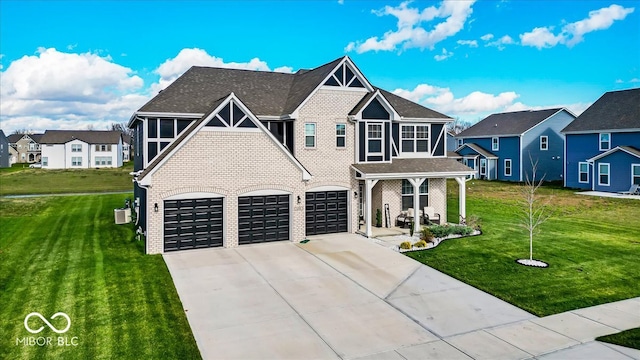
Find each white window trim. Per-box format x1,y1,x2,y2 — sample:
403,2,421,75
336,123,346,148
599,133,611,151
598,163,610,186
71,157,82,166
399,124,430,157
540,136,548,151
578,162,590,184
632,164,640,185
492,137,499,151
479,158,487,176
71,144,82,152
401,179,428,210
366,122,384,156
457,138,463,147
504,159,512,176
304,123,316,148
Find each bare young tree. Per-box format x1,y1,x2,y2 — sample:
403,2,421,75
108,122,133,137
517,154,553,267
447,117,472,134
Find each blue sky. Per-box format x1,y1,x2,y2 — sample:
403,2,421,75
1,0,638,133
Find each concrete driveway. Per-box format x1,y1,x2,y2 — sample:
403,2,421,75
164,234,639,360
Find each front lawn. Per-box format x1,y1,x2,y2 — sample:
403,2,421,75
0,194,201,359
407,180,640,317
597,328,640,350
0,162,133,196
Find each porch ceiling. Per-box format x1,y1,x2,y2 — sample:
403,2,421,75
352,158,474,179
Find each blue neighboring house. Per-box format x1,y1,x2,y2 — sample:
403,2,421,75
455,108,576,181
562,88,640,193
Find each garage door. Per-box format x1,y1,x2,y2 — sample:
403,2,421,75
305,191,348,235
238,195,290,245
164,198,223,252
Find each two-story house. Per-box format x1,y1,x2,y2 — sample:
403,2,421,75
562,88,640,193
455,108,575,182
129,56,473,254
7,133,44,164
0,130,9,168
40,130,124,169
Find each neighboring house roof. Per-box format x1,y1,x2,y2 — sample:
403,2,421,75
40,130,122,145
457,108,564,138
0,130,6,141
447,151,461,158
562,88,640,133
587,145,640,162
352,158,473,177
7,133,44,143
136,56,446,121
455,143,498,159
122,134,132,144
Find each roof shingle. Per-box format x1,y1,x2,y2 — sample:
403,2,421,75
458,108,564,138
40,130,122,145
562,88,640,133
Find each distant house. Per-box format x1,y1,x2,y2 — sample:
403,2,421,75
562,88,640,193
122,134,132,162
7,133,44,163
0,130,9,168
456,108,576,181
40,130,124,169
446,129,460,152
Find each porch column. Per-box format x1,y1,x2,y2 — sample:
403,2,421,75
408,177,426,234
455,176,466,223
365,179,378,238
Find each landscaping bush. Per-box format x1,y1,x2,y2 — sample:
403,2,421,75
428,224,474,238
420,227,434,242
413,240,428,248
399,241,412,250
465,214,482,230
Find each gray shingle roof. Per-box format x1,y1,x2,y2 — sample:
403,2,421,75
7,133,44,143
41,130,122,145
457,108,564,138
456,143,498,159
562,88,640,133
352,158,473,176
137,56,447,120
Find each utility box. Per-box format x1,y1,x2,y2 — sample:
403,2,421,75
114,208,132,224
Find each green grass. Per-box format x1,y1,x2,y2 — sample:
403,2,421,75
408,179,640,317
0,163,133,195
597,328,640,350
0,194,201,359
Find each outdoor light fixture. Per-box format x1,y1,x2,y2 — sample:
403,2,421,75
154,203,158,212
354,191,358,199
297,196,301,204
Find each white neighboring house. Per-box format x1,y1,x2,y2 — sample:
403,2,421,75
40,130,124,169
122,134,132,162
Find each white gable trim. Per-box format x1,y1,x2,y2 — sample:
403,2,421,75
290,56,374,118
521,108,571,137
587,146,640,162
563,128,640,135
138,93,312,185
128,112,204,127
355,90,401,121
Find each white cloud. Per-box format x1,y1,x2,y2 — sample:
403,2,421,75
631,78,640,83
520,4,634,49
273,66,294,73
434,48,454,61
345,0,476,53
486,35,515,50
457,39,478,47
338,0,344,4
504,101,590,117
480,33,494,41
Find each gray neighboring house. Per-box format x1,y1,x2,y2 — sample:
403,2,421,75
0,130,9,168
7,133,44,163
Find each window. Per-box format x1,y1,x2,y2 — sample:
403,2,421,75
29,142,36,151
401,179,429,211
401,125,429,153
457,139,463,147
367,124,382,154
71,144,82,152
540,136,548,150
599,133,610,151
578,162,589,183
336,124,346,148
160,119,175,138
71,157,82,166
480,158,487,176
504,159,512,176
21,153,26,160
95,157,112,166
598,163,610,186
633,164,640,185
304,123,316,148
491,137,499,151
95,144,112,152
42,157,48,166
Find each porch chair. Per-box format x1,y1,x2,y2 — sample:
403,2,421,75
620,184,640,195
422,207,441,225
396,208,414,228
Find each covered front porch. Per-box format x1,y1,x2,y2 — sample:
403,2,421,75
352,158,475,238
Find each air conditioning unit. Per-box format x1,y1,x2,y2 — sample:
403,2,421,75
114,208,132,224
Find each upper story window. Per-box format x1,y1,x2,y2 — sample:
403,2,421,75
146,117,194,165
367,124,383,154
336,124,346,148
491,137,499,151
29,142,38,151
305,123,316,148
540,136,548,150
457,138,463,147
599,133,610,151
401,125,429,153
95,144,112,152
323,62,365,88
71,144,82,152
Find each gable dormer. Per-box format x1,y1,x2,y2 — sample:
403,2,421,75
321,57,372,91
352,92,399,163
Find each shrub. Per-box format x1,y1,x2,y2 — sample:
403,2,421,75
413,240,428,248
420,227,434,242
409,220,414,236
428,224,475,238
465,214,482,230
376,209,382,227
399,241,412,250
